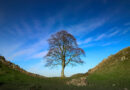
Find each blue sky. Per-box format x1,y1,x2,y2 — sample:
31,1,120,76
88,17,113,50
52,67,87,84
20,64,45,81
0,0,130,77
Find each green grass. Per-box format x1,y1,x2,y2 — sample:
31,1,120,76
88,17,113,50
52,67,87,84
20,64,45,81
87,47,130,90
87,61,130,89
0,61,87,90
0,47,130,90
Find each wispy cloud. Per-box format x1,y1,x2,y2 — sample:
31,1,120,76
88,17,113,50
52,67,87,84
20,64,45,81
27,60,45,75
31,50,48,59
84,37,93,43
10,38,48,60
4,16,58,60
122,27,130,35
78,37,93,45
101,40,121,46
81,43,94,48
0,42,24,61
66,16,109,36
78,27,120,47
101,42,113,46
1,7,113,60
95,29,120,41
78,28,120,47
108,30,120,37
95,34,106,41
27,59,61,77
124,22,130,26
78,27,121,48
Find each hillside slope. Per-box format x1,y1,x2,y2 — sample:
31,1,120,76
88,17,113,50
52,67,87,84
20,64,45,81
0,56,44,78
0,56,74,90
86,47,130,89
0,56,87,90
87,46,130,74
0,47,130,90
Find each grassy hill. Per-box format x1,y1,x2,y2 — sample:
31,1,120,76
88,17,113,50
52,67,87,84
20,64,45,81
0,46,130,90
86,46,130,90
0,56,87,90
0,56,45,78
0,56,74,90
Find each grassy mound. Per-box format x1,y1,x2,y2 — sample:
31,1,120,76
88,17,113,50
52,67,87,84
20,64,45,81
87,47,130,90
0,56,72,90
0,56,87,90
0,47,130,90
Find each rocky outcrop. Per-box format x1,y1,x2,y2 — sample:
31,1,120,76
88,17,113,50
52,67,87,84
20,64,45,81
121,56,126,61
66,77,87,86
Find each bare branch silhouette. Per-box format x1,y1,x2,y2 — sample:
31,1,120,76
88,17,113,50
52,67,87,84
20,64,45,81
45,30,85,77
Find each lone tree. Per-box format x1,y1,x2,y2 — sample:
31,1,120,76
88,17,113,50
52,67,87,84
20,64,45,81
45,30,85,77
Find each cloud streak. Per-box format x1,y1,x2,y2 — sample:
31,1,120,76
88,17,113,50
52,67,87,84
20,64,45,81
78,37,93,45
95,29,120,41
66,17,109,36
10,37,48,60
31,50,48,59
95,34,106,41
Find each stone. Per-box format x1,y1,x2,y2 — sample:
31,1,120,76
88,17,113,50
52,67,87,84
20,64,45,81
66,77,87,86
112,84,116,87
124,88,128,90
121,56,125,61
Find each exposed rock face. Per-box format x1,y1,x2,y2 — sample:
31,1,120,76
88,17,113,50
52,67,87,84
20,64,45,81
66,77,87,86
121,56,126,61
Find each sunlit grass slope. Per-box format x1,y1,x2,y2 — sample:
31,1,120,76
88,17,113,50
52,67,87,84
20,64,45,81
0,56,86,90
87,47,130,90
0,46,130,90
0,56,72,90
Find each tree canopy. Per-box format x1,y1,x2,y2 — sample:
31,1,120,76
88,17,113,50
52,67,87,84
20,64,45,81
45,30,85,77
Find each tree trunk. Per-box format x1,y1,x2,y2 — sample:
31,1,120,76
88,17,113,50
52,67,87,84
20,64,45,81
61,59,65,77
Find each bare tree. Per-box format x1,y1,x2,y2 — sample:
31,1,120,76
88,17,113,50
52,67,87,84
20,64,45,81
45,30,85,77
